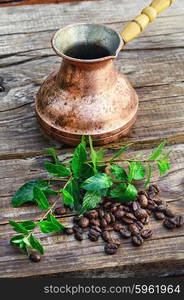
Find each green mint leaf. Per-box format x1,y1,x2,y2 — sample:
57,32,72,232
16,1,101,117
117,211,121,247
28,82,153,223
71,136,87,178
96,148,104,165
39,221,61,233
60,189,74,207
20,221,35,231
161,150,172,160
89,136,98,174
129,161,146,181
9,220,29,234
10,235,25,245
29,234,44,254
110,164,128,181
64,179,80,209
110,183,127,198
33,186,49,210
81,173,113,191
46,147,59,164
44,188,58,196
11,180,49,207
47,213,66,230
80,190,101,215
110,144,132,161
44,162,71,177
148,141,167,160
110,183,137,202
144,163,152,187
128,162,137,182
157,160,170,175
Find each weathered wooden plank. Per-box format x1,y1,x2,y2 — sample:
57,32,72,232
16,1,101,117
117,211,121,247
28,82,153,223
0,222,184,278
1,143,184,223
0,0,182,37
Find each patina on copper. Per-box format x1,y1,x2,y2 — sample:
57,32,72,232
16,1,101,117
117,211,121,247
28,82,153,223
35,23,138,145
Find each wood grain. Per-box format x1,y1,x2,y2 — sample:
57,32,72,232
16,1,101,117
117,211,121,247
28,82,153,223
0,0,184,278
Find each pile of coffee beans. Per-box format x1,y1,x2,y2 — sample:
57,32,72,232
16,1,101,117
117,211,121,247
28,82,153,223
55,185,184,255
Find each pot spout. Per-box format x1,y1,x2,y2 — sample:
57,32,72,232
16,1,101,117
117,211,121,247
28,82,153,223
51,23,124,63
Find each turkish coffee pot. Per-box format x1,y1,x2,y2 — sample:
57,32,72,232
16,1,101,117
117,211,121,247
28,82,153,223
35,0,176,145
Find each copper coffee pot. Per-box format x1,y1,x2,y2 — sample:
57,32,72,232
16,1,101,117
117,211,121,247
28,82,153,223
35,0,176,146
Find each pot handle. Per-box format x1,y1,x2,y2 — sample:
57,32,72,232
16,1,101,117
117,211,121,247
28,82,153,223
121,0,176,44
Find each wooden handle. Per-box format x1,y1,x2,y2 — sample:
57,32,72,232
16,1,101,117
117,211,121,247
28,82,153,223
121,0,176,44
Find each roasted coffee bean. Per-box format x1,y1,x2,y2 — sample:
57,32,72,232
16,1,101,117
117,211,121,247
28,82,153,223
119,205,125,210
138,190,148,197
104,243,118,255
101,230,111,242
104,212,111,224
132,234,144,246
98,208,104,219
141,229,153,239
85,210,98,219
154,211,165,220
105,225,114,231
65,228,74,235
73,216,81,223
136,221,144,230
103,201,112,209
73,225,83,234
100,218,108,229
165,208,175,218
163,218,177,229
134,209,148,220
123,206,131,212
54,206,67,216
175,215,184,228
157,201,167,213
141,216,150,225
91,226,101,233
122,217,134,225
149,184,160,194
146,208,152,216
29,251,41,263
132,201,141,212
110,238,121,246
111,202,121,208
124,212,137,221
78,217,90,228
114,210,125,219
110,206,118,213
109,212,116,223
138,194,148,208
129,223,140,235
147,200,158,211
88,233,99,242
113,222,123,232
90,219,100,227
89,228,101,237
74,232,83,241
119,227,131,238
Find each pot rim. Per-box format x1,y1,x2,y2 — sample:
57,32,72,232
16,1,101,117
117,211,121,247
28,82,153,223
51,22,124,63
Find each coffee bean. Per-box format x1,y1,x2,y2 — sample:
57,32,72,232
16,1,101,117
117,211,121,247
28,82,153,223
147,200,158,211
132,201,141,211
65,228,74,235
119,227,131,238
73,225,83,234
104,243,118,255
132,234,144,246
129,223,140,235
73,216,81,223
138,190,148,197
110,238,121,246
100,218,108,229
149,184,160,194
141,216,150,225
105,225,114,231
138,194,148,208
85,210,98,219
123,206,131,212
122,216,134,225
113,222,123,232
109,212,116,223
91,226,101,233
141,229,153,239
90,219,100,227
163,218,177,229
101,230,111,242
124,212,137,221
114,210,125,219
29,251,41,262
119,205,126,210
104,212,111,224
89,228,101,237
134,209,148,220
154,211,165,220
136,221,144,230
54,206,67,216
157,201,167,213
103,201,112,209
78,217,90,228
165,208,175,218
175,215,184,228
74,232,83,241
146,208,152,216
97,208,104,219
88,233,99,242
110,206,118,213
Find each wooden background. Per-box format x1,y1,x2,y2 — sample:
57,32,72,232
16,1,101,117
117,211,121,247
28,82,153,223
0,0,184,278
